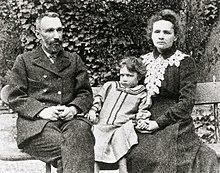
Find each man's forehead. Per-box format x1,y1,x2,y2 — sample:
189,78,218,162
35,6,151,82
40,16,62,29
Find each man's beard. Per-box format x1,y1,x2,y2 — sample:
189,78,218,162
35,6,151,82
45,41,63,54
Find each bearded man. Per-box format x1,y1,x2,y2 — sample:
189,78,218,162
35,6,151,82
7,12,94,173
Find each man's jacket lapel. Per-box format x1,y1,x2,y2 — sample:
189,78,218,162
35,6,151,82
32,47,71,76
56,51,71,72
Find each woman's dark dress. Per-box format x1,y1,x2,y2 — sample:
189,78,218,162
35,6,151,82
127,48,218,173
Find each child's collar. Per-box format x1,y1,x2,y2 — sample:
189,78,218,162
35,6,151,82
116,81,146,95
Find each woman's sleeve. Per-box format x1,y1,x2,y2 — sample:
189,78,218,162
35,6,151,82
156,56,197,128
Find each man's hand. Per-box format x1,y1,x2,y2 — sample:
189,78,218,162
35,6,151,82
38,106,61,121
58,106,78,121
38,105,78,121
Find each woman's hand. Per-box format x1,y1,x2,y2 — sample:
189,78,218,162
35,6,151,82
146,120,159,131
135,119,159,133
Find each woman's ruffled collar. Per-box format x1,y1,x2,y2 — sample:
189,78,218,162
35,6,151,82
141,50,188,95
153,45,177,59
116,81,146,95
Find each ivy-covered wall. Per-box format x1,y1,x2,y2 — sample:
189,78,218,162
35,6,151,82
0,0,219,143
184,0,219,81
1,0,218,86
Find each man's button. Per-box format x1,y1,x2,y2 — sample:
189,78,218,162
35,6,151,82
43,75,47,78
43,89,47,93
58,91,62,95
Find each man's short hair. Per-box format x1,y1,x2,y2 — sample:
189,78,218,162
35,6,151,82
35,12,60,31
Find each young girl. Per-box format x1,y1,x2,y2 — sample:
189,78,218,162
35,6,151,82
87,56,152,173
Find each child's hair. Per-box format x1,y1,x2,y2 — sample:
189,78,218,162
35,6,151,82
120,56,146,82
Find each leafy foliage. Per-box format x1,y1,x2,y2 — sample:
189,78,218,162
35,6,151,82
0,0,182,85
0,0,219,142
185,0,219,79
0,0,219,85
0,18,22,85
192,105,216,143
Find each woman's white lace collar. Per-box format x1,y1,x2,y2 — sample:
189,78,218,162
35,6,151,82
141,50,188,95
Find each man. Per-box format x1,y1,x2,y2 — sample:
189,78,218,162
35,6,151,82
7,12,94,173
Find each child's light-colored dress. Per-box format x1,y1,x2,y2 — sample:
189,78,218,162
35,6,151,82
92,81,151,163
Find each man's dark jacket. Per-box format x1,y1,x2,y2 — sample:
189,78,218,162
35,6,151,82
8,47,93,148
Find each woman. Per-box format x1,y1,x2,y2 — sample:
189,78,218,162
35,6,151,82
127,9,218,173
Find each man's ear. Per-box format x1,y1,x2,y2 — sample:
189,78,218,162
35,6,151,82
174,36,178,42
35,30,41,39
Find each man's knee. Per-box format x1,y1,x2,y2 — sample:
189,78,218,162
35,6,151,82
64,119,92,133
23,122,63,158
23,132,62,164
62,119,94,143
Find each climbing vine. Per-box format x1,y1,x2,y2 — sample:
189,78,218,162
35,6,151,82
0,0,219,143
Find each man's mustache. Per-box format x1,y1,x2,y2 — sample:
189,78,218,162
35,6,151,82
51,39,63,44
51,40,62,45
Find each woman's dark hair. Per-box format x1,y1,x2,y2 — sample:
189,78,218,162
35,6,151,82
120,56,146,82
146,9,181,45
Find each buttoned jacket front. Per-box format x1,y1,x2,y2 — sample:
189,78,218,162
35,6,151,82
8,47,93,148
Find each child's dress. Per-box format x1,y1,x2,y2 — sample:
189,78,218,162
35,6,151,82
92,81,150,163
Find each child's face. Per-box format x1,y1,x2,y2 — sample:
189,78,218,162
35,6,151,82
120,66,138,88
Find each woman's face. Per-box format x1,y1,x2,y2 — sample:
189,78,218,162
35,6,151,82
151,20,177,52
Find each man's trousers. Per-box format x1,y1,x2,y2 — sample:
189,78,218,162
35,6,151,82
22,118,95,173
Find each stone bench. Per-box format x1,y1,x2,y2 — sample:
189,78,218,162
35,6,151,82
0,84,51,173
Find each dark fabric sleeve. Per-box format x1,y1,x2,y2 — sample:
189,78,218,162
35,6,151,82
156,56,197,128
67,55,93,113
8,55,47,119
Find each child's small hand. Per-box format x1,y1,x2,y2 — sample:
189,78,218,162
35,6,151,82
136,110,151,120
136,119,149,130
135,119,151,133
87,110,99,123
